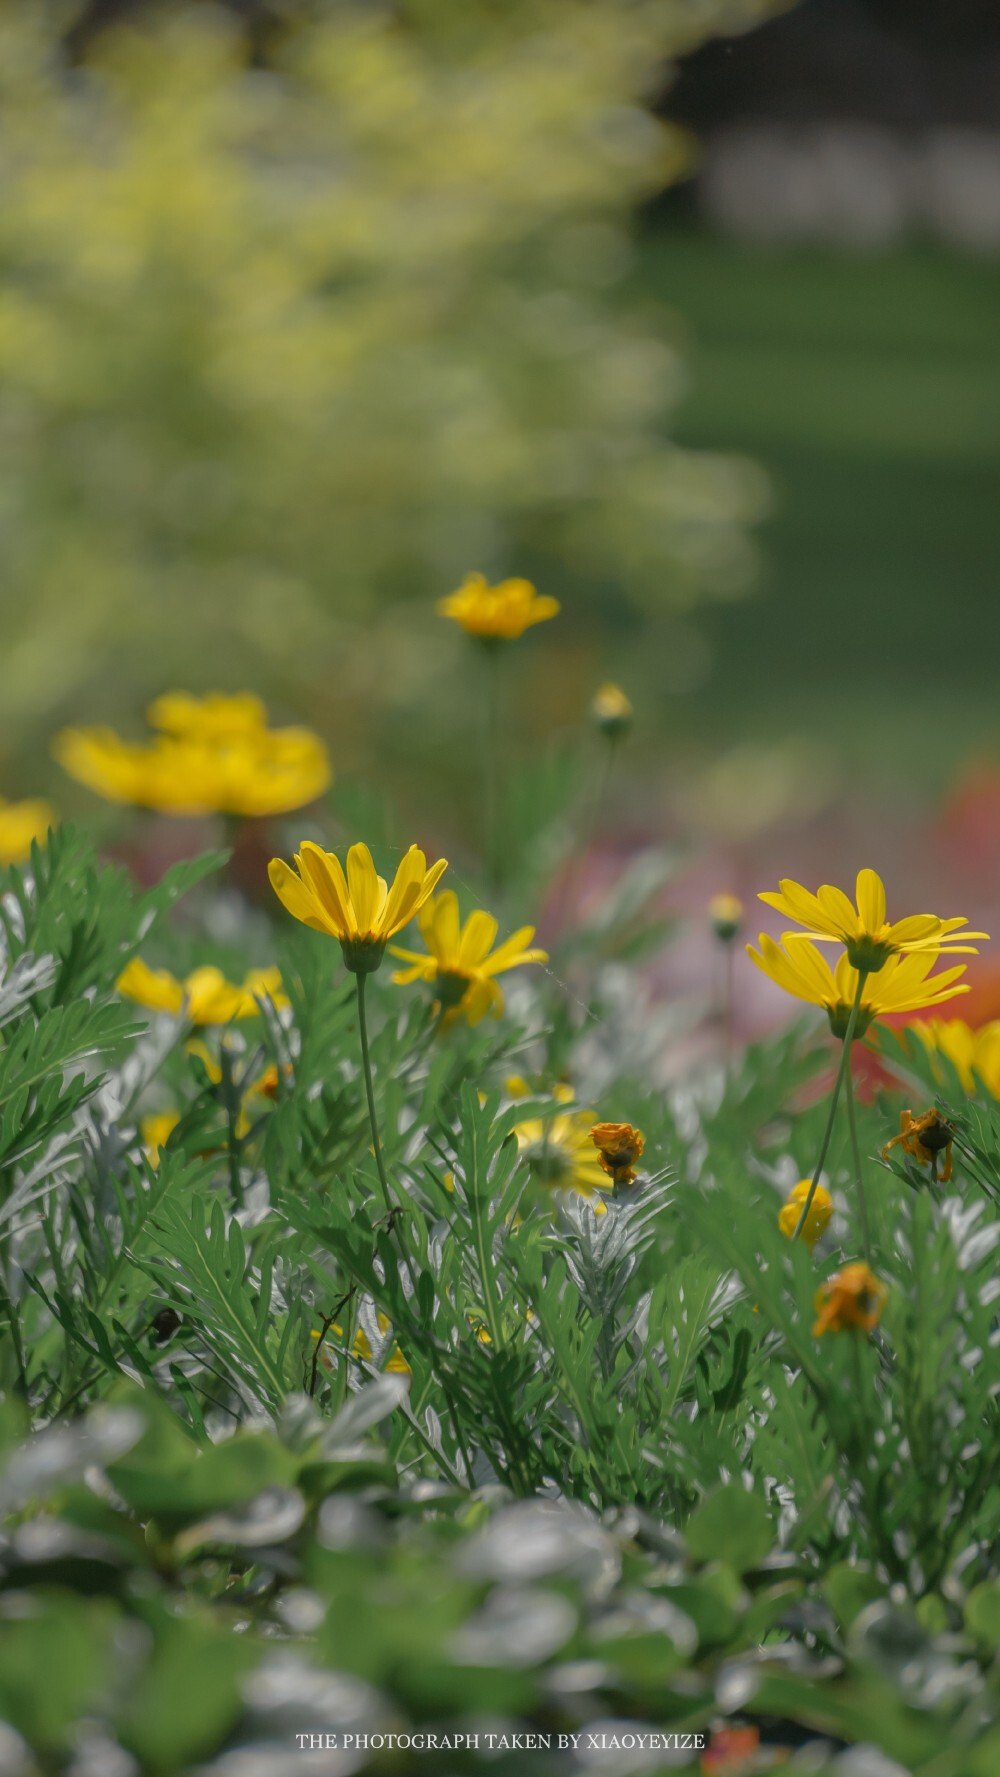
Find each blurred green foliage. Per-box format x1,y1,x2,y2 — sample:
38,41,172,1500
0,0,775,784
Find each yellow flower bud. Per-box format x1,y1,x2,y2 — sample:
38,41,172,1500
590,682,633,740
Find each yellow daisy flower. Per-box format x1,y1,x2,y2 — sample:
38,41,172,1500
759,868,987,972
54,696,330,818
910,1016,1000,1097
514,1106,609,1200
118,958,286,1024
390,890,547,1023
436,572,559,642
778,1179,833,1247
748,933,969,1038
0,797,57,866
268,840,447,975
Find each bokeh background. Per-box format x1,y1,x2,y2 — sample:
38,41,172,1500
3,0,999,994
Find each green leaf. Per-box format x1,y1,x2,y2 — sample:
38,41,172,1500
686,1482,772,1572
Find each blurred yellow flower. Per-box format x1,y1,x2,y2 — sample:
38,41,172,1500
759,869,987,972
590,1120,644,1186
390,890,547,1023
437,572,559,641
778,1179,832,1247
269,840,447,974
708,892,743,941
747,934,969,1038
813,1262,888,1337
910,1017,1000,1096
590,682,632,739
881,1108,954,1182
118,958,286,1024
311,1316,410,1377
146,691,269,738
515,1105,608,1200
54,694,330,817
0,797,57,866
140,1110,180,1165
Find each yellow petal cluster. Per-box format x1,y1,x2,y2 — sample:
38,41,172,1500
141,1110,180,1166
778,1179,832,1248
437,572,559,641
910,1017,1000,1097
118,958,286,1024
390,890,547,1023
0,797,57,866
269,840,447,973
311,1316,411,1377
514,1104,609,1200
55,692,330,818
759,868,987,972
748,934,969,1038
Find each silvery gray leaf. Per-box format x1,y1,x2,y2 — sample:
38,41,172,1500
176,1487,306,1553
457,1499,620,1593
317,1495,384,1551
322,1374,408,1452
0,952,58,1026
452,1585,576,1667
0,1406,144,1509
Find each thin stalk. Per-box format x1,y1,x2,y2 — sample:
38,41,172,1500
483,644,502,891
844,1058,874,1267
721,939,736,1072
355,973,394,1219
794,968,869,1240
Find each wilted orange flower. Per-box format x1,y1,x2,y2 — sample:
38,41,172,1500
813,1262,888,1337
882,1108,954,1183
590,1121,644,1185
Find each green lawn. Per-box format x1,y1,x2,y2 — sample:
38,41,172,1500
645,231,1000,787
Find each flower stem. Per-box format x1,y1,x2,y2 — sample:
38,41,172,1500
355,973,394,1219
794,967,868,1240
844,1058,874,1268
483,645,502,892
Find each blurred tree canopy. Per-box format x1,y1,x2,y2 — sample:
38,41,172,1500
0,0,778,776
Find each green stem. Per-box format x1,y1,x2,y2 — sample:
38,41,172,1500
794,968,868,1240
844,1055,874,1267
722,939,735,1073
483,644,502,891
355,973,394,1219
